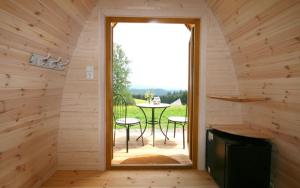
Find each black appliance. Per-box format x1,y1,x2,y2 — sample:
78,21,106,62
206,129,271,188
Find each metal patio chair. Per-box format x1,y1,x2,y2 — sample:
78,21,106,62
164,105,188,149
113,94,144,153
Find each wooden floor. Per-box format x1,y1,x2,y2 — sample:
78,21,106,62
112,128,192,165
41,170,218,188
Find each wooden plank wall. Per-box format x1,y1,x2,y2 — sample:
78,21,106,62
57,0,242,170
205,0,300,187
58,8,101,170
0,0,95,187
206,11,243,125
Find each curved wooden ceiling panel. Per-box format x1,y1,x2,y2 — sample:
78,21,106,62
206,0,300,187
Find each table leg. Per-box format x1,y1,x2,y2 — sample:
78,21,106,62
136,107,148,141
158,107,170,140
152,108,155,146
136,105,170,147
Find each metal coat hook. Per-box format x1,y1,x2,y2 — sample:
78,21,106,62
60,59,70,66
53,57,62,64
42,53,51,61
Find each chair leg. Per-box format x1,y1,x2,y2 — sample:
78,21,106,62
113,123,117,146
164,120,170,144
174,122,176,138
183,125,185,149
139,122,144,146
153,123,155,147
128,126,130,141
187,124,189,143
126,127,129,153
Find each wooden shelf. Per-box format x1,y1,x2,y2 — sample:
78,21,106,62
207,95,269,102
208,124,272,139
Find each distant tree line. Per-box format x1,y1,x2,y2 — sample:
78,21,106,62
133,90,188,105
160,90,188,104
132,94,146,100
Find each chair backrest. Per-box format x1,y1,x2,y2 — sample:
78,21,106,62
113,94,128,124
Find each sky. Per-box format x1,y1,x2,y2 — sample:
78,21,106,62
113,23,191,90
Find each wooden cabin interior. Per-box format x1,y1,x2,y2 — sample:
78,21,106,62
0,0,299,187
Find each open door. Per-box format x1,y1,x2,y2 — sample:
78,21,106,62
186,23,200,167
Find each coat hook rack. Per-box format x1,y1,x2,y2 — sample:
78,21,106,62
29,53,69,71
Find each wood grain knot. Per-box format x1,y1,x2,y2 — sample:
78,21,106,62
16,164,26,171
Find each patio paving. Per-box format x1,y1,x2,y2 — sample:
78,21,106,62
112,128,192,165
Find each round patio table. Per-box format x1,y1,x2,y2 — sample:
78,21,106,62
136,103,170,146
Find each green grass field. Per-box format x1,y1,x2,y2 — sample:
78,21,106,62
115,99,186,130
134,98,147,104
